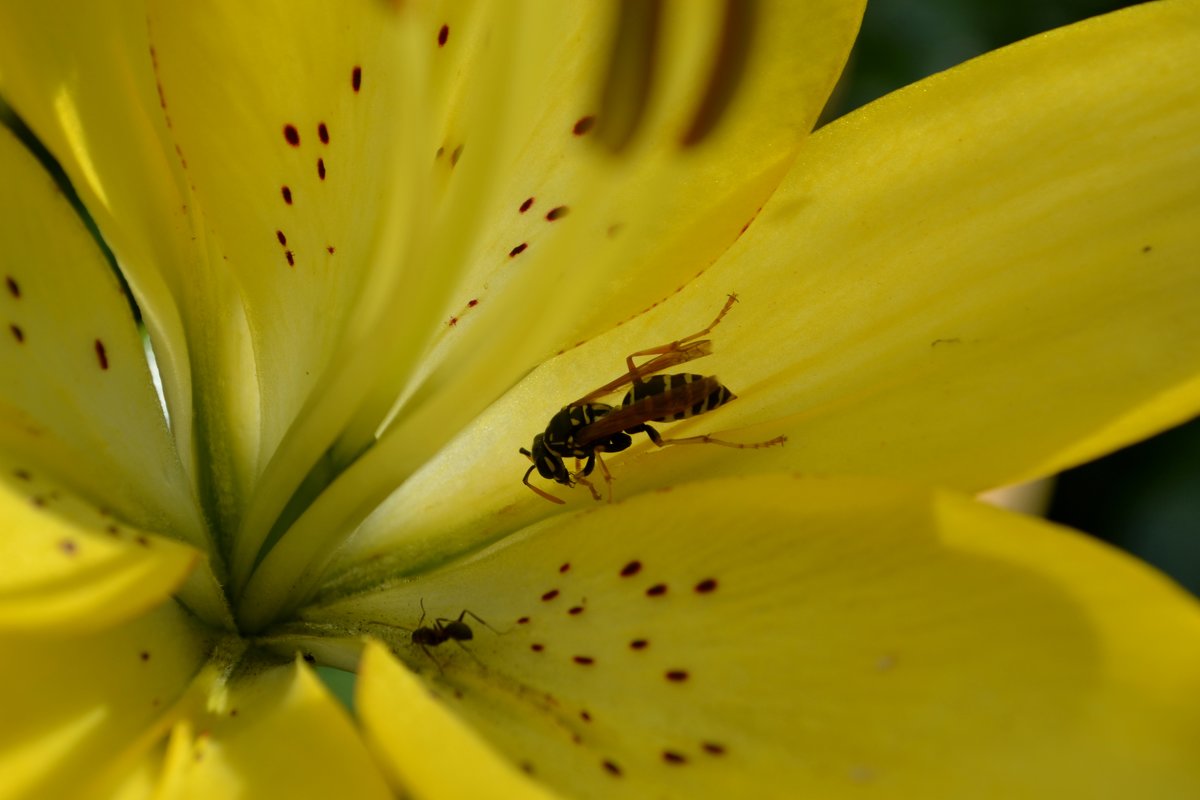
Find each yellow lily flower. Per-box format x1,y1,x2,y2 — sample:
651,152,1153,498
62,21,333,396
2,1,1199,797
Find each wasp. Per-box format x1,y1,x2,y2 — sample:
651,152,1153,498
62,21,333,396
520,294,786,504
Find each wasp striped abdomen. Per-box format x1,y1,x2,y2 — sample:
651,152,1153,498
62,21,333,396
623,373,735,421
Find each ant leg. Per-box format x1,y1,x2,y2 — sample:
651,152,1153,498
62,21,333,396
420,643,445,673
456,609,501,635
452,640,486,668
624,294,739,382
629,423,787,450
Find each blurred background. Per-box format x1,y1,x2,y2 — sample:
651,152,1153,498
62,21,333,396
835,0,1199,596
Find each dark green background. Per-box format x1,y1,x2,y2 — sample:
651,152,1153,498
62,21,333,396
834,0,1198,596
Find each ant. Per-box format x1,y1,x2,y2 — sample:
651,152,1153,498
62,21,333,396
410,599,497,669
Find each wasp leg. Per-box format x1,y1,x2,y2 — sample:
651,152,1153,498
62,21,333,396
594,451,616,503
574,470,603,502
571,454,603,501
522,464,566,505
628,423,787,450
624,294,739,383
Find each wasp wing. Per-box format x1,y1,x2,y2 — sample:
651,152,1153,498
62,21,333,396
575,375,725,446
572,340,715,405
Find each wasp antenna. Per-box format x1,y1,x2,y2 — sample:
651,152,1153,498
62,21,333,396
523,464,566,504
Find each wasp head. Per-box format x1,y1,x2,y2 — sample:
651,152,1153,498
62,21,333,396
521,433,572,485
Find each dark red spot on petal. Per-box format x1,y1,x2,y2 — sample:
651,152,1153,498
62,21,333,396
541,589,559,601
467,298,479,308
285,251,295,267
326,246,335,254
630,639,649,650
276,230,287,246
317,158,326,180
573,115,596,135
447,317,458,327
666,670,689,682
531,643,544,652
694,578,718,593
580,710,592,722
702,742,727,756
450,144,463,166
10,324,24,343
620,560,642,577
573,655,594,665
437,24,449,46
352,66,362,92
663,751,687,764
603,760,622,776
519,197,534,213
283,124,300,146
135,535,150,547
13,469,31,481
105,524,119,536
568,606,584,615
318,122,330,144
281,186,293,205
546,205,569,221
509,243,528,257
5,276,18,298
435,146,444,159
646,583,668,597
517,616,530,624
230,708,239,717
59,539,77,555
94,339,109,370
140,651,151,661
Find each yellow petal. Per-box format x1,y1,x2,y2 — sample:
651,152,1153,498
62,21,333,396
143,0,423,478
0,124,206,551
0,468,198,633
0,601,209,799
358,640,563,800
337,0,868,453
0,2,231,482
237,1,867,629
152,660,391,799
655,0,1200,491
329,0,1200,570
304,475,1200,798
